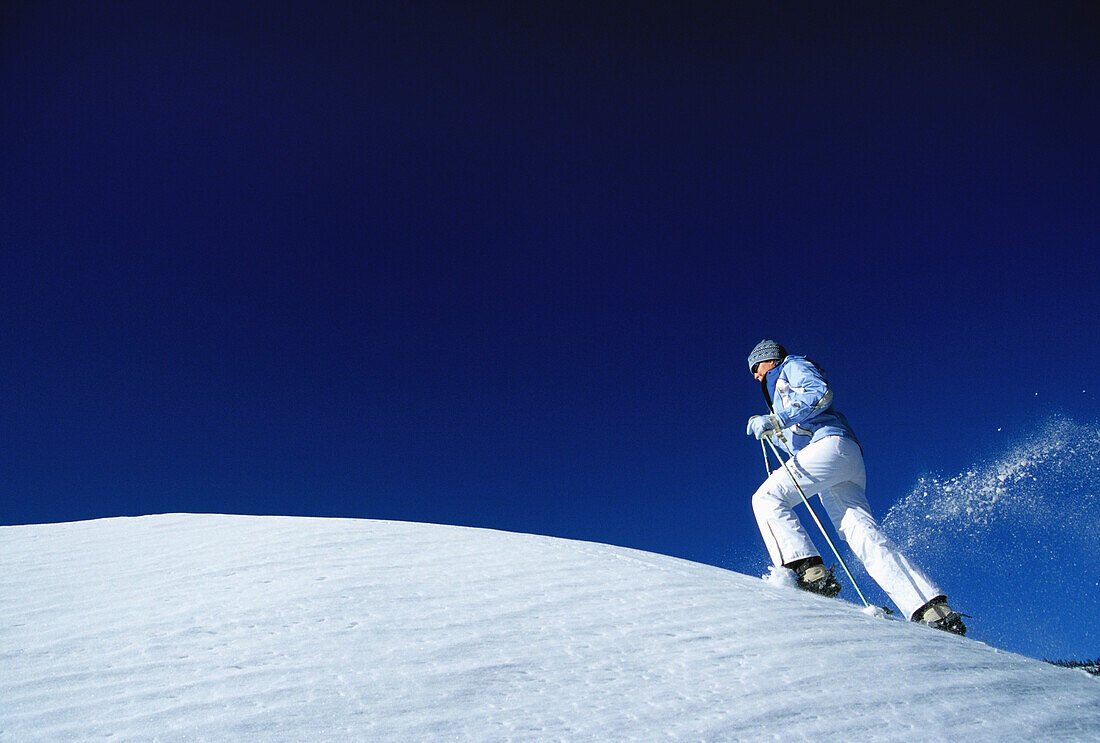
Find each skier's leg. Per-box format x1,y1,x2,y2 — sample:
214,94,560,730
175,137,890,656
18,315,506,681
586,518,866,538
827,490,944,619
751,469,817,567
816,439,944,619
751,436,849,568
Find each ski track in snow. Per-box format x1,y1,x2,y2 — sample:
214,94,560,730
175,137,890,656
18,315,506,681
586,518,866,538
2,514,1098,742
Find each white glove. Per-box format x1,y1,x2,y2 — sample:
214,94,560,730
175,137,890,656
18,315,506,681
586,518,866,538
746,414,779,440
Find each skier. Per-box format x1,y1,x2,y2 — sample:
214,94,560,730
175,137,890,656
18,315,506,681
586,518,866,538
745,339,966,635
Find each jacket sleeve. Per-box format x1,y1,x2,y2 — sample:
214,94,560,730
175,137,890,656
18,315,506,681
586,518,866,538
772,359,831,429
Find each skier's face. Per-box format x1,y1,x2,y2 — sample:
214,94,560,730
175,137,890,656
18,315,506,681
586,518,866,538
752,359,777,381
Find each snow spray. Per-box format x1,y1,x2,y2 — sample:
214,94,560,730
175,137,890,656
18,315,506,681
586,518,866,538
881,414,1100,660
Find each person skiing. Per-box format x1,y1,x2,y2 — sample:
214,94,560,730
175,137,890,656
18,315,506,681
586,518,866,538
745,339,966,635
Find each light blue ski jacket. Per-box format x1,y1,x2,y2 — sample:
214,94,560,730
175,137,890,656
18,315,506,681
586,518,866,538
761,355,860,454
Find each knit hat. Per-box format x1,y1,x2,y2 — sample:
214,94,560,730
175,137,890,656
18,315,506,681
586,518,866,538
748,339,787,371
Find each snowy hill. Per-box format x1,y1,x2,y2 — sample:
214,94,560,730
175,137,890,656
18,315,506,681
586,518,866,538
2,515,1098,742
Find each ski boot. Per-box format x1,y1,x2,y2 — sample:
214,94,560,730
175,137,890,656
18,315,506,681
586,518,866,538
787,557,841,598
913,597,967,635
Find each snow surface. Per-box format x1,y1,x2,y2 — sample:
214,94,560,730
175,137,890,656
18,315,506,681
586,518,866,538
2,514,1098,742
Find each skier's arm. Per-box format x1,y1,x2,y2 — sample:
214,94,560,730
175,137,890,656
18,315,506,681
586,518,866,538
772,360,830,429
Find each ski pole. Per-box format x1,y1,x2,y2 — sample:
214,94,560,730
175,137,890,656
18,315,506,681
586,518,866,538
761,433,872,608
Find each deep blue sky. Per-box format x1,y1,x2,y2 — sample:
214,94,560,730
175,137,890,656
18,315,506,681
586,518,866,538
2,3,1098,657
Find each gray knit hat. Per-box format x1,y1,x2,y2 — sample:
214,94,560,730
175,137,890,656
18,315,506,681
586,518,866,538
748,339,787,371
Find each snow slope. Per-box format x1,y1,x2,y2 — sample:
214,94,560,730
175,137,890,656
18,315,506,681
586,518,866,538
2,515,1097,742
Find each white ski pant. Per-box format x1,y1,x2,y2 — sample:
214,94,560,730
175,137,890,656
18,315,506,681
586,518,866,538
752,435,942,620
